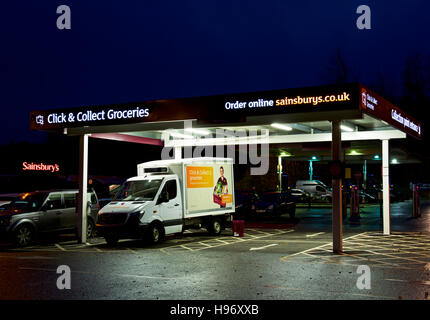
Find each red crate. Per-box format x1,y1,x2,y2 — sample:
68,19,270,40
232,220,244,237
213,194,226,207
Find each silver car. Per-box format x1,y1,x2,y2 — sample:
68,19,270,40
0,190,99,247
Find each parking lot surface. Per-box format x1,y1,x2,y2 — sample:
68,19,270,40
1,200,429,300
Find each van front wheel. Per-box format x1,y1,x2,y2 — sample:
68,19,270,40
147,223,164,244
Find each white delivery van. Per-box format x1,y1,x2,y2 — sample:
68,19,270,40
96,157,235,245
295,180,332,199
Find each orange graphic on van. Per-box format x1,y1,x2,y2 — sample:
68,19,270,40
186,166,214,188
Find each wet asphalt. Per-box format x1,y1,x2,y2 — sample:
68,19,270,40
1,200,430,300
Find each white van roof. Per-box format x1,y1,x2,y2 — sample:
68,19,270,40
296,180,327,186
138,157,233,168
127,175,173,181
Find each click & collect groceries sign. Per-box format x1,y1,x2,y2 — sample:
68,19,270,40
31,106,150,130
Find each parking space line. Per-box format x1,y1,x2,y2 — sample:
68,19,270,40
193,230,294,252
306,232,325,238
55,244,66,251
249,230,272,236
14,228,295,255
156,229,294,254
159,248,171,255
247,239,327,244
384,278,430,286
280,232,367,261
215,239,229,244
249,244,278,251
281,231,430,270
199,242,212,247
126,248,137,254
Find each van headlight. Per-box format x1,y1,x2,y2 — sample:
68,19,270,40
139,210,145,219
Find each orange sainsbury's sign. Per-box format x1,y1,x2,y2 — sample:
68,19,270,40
22,161,60,173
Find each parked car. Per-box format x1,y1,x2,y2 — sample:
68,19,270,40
0,193,19,207
0,189,99,247
359,190,377,203
365,185,404,203
235,190,296,218
0,202,10,211
290,188,312,203
235,191,257,216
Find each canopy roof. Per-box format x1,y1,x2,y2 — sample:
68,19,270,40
30,83,422,147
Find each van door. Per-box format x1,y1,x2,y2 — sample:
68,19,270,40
315,185,327,195
157,179,182,234
39,193,63,232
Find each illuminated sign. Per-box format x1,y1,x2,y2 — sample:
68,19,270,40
361,89,378,110
30,83,421,139
30,83,359,131
31,105,151,130
359,85,422,139
36,115,44,125
22,162,60,173
391,109,421,135
224,92,351,110
45,108,149,124
42,107,149,125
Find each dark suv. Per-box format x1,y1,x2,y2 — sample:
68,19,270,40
0,189,99,247
235,190,296,218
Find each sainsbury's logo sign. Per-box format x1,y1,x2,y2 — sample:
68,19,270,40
361,89,377,110
22,162,60,173
36,115,44,125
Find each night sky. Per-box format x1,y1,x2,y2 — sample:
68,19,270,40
1,1,429,144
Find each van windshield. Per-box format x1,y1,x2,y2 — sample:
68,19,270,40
114,179,163,201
